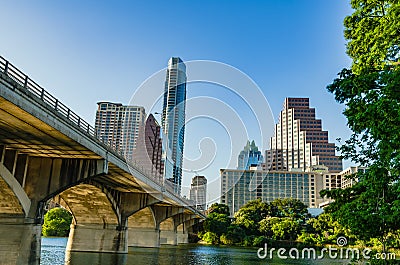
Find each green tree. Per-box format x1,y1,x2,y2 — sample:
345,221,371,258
220,224,246,245
324,0,400,254
233,199,270,235
208,203,230,216
271,218,301,241
259,216,281,237
203,212,231,236
42,207,73,237
305,212,351,244
201,232,220,244
270,198,309,220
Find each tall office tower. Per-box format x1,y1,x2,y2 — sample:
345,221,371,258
133,114,164,177
95,102,146,162
237,140,264,170
266,98,342,172
161,57,187,194
189,175,207,211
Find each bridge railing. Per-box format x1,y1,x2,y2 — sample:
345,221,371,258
0,56,195,209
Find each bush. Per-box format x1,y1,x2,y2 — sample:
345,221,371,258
243,235,256,246
253,236,267,247
42,207,73,237
201,232,220,244
220,234,234,245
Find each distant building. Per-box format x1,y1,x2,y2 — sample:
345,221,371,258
189,176,207,211
161,57,187,194
95,102,146,162
340,166,368,189
237,140,263,170
133,114,164,177
266,98,342,172
318,166,368,207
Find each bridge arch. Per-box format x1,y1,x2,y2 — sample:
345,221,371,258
54,183,120,226
127,206,159,247
0,161,30,217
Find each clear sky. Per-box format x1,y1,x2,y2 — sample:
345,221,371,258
0,1,354,203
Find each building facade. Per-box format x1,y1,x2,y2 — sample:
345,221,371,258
340,166,368,189
237,140,264,170
133,114,164,178
266,98,342,172
161,57,187,194
95,102,146,162
189,175,207,211
220,168,330,216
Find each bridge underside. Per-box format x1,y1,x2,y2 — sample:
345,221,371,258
0,61,203,265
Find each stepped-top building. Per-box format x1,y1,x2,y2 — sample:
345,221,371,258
266,98,342,172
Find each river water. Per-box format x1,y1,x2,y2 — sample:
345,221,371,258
40,237,350,265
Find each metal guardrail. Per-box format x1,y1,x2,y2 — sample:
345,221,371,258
0,56,195,210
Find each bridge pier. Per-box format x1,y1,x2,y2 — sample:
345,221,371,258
66,224,127,253
0,218,41,265
159,229,177,245
127,227,160,248
176,231,189,244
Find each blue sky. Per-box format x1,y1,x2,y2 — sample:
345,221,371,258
1,1,354,202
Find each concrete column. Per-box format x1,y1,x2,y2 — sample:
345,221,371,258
66,224,127,254
128,227,160,248
176,231,189,244
0,219,41,265
159,230,177,245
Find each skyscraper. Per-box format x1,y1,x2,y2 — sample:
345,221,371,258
189,175,207,211
237,140,263,170
266,98,342,172
95,102,146,162
161,57,187,194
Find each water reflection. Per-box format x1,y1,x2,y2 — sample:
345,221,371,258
40,238,350,265
65,251,127,265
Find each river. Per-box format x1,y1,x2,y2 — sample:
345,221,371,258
40,237,350,265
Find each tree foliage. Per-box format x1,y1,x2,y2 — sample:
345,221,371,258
203,212,231,236
207,203,230,215
200,199,310,246
233,199,271,235
324,0,400,251
270,198,309,220
42,207,73,237
271,218,301,241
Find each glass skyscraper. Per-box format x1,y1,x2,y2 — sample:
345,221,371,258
237,140,264,170
161,57,187,195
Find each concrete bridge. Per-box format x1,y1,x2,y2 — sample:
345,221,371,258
0,56,204,265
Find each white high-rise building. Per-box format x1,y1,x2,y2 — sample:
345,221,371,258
95,102,146,162
189,176,207,211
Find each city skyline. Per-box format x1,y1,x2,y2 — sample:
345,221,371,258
0,1,354,202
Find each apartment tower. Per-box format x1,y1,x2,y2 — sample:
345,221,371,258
95,102,146,162
189,175,207,211
161,57,187,194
